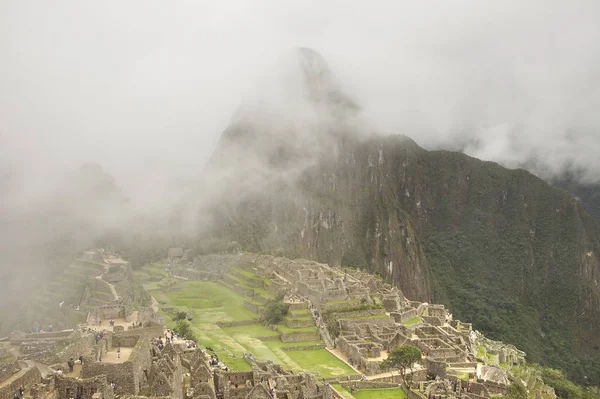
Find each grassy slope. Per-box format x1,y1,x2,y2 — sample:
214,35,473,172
208,121,600,386
144,268,355,378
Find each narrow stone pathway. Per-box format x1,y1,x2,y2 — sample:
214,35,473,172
151,296,159,313
0,361,34,389
95,268,120,302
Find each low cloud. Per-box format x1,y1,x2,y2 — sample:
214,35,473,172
1,0,599,288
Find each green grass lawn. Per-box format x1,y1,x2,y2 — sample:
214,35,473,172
340,315,391,321
401,317,422,326
332,384,356,399
221,324,280,338
233,267,257,278
284,349,356,378
162,281,257,322
477,345,486,358
353,388,406,399
334,386,406,399
277,324,318,334
149,277,357,377
289,308,311,316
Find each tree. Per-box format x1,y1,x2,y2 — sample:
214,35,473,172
505,376,527,399
174,320,195,341
261,294,290,326
380,346,422,387
174,311,188,321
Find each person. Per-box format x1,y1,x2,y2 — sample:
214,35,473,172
68,358,75,372
57,368,63,376
79,355,84,365
19,387,24,398
13,392,18,399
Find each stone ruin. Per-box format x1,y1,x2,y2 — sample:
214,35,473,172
209,353,336,399
198,252,547,399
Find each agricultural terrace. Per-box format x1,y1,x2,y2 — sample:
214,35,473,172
332,385,407,399
139,263,356,378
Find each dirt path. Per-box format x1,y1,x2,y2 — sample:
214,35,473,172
95,270,120,302
151,296,159,313
0,361,33,390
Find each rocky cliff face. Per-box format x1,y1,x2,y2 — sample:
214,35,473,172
553,177,600,224
204,48,600,384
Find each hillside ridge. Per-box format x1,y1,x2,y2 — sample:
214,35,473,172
203,49,600,385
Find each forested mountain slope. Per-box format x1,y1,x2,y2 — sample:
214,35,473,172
203,48,600,384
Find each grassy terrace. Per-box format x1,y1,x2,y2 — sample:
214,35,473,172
142,265,356,378
401,317,422,326
340,314,391,321
332,385,407,399
277,324,318,334
289,308,311,316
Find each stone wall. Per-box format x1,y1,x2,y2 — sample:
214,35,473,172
287,302,308,311
0,365,42,399
215,371,255,392
480,380,508,396
393,309,417,323
422,316,443,326
284,318,315,328
56,334,95,363
340,382,398,389
407,388,428,399
129,333,152,395
20,330,73,341
19,341,62,363
339,317,393,329
333,309,386,319
218,281,254,297
93,305,126,321
216,320,260,328
173,268,220,281
0,361,20,382
267,280,288,296
244,302,260,313
81,362,131,394
358,358,382,375
29,378,55,399
323,384,344,399
427,306,447,318
55,374,114,399
112,334,140,348
82,333,152,395
281,345,324,351
280,332,320,343
424,359,447,379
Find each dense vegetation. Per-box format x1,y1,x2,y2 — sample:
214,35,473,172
207,131,600,389
418,152,600,386
541,367,598,399
553,177,600,224
261,294,290,325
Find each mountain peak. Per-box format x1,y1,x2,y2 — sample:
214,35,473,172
296,47,359,112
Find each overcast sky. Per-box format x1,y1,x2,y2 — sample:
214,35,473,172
2,0,600,207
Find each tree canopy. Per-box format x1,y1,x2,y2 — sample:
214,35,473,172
261,294,290,325
381,346,422,386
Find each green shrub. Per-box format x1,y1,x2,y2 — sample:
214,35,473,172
261,294,290,325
